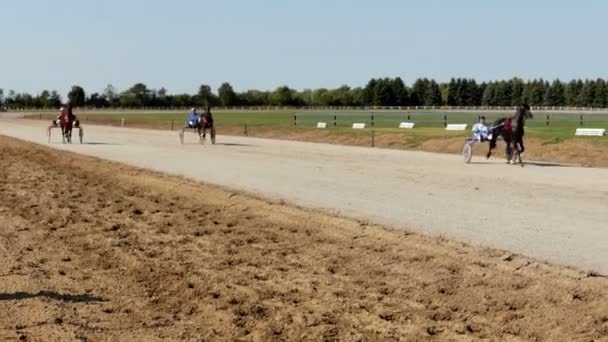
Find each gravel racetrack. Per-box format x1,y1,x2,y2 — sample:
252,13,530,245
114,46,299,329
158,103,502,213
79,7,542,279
1,118,607,274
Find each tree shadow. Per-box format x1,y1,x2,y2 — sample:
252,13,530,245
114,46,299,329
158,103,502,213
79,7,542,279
0,291,106,303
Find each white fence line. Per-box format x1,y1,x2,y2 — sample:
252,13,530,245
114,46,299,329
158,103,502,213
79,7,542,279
5,105,608,113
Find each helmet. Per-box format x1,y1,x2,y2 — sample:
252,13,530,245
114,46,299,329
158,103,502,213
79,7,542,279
191,107,196,112
59,107,65,111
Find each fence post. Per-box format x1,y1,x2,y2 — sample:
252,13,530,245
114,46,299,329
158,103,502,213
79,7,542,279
371,112,374,127
407,114,411,121
333,114,337,127
580,114,583,126
243,123,248,136
371,129,375,147
293,114,297,126
444,114,448,127
546,115,550,126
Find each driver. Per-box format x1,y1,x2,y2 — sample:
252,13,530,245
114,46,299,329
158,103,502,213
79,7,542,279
472,116,491,141
185,108,200,128
52,107,65,126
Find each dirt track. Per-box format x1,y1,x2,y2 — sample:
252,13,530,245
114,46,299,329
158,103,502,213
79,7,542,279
1,136,607,341
1,119,607,274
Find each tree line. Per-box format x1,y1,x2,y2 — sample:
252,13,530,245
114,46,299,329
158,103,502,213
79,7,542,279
2,77,608,109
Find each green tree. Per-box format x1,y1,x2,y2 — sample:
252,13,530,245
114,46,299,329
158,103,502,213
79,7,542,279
524,79,546,106
362,78,377,105
218,82,238,107
424,80,442,106
446,78,458,106
119,83,151,107
38,90,51,108
67,85,86,106
494,81,513,106
543,79,566,106
196,85,218,107
49,91,62,108
372,78,393,106
481,83,496,106
86,93,110,108
593,78,607,108
391,77,409,106
564,80,582,107
510,78,525,106
579,80,596,107
240,90,269,106
103,84,118,106
270,86,296,106
350,87,365,106
462,79,480,106
410,78,429,106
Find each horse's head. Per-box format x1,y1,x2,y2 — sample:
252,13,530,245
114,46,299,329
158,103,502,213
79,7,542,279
518,104,533,120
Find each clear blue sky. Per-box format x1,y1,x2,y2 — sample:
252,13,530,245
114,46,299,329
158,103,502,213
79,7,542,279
1,0,606,96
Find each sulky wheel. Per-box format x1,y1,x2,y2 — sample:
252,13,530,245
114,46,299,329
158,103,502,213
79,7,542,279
463,141,473,164
178,129,185,144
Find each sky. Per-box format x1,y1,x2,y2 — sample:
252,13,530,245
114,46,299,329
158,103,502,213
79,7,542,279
1,0,607,96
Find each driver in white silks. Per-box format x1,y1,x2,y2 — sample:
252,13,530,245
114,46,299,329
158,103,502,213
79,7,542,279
52,107,65,126
472,116,491,141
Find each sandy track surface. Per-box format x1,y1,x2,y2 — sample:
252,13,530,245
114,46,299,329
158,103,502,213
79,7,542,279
0,118,607,274
0,136,607,341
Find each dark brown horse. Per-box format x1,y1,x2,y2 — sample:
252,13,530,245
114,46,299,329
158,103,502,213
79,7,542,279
486,104,533,165
59,105,76,144
201,109,215,144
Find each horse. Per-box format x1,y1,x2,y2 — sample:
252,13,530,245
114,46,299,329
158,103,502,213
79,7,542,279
201,111,216,144
59,106,76,144
486,104,533,165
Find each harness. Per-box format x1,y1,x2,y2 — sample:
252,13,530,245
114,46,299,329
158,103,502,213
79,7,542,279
504,117,512,131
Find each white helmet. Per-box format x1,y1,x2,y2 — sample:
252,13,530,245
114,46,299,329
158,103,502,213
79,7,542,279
59,107,65,111
191,107,196,112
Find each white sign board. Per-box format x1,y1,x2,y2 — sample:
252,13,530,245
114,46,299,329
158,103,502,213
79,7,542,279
317,122,327,128
445,124,468,131
352,123,366,129
575,128,605,136
399,122,415,129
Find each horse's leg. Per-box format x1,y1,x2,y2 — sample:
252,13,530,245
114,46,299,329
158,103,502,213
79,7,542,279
487,135,497,159
510,140,522,165
516,136,524,166
518,136,525,155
